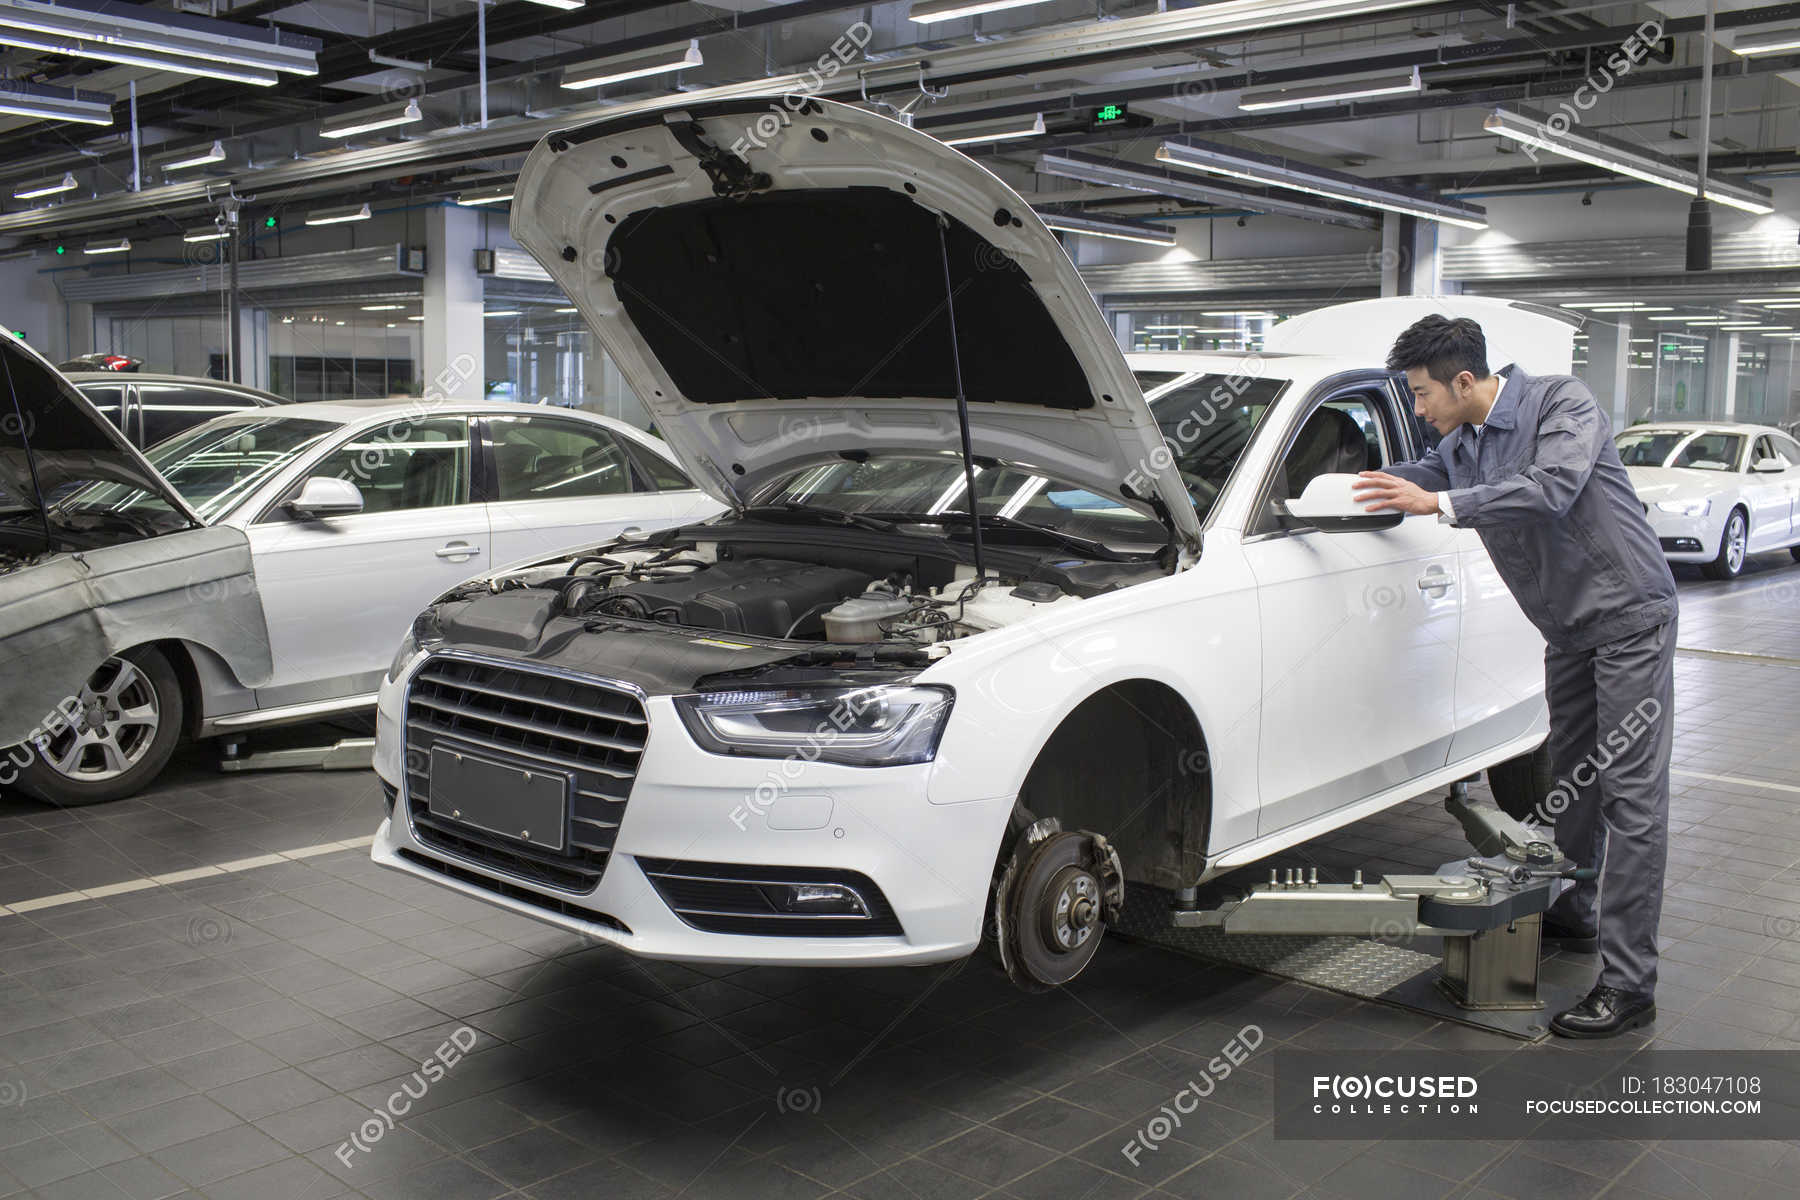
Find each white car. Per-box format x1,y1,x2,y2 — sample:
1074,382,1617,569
28,400,720,803
1617,421,1800,579
368,98,1558,992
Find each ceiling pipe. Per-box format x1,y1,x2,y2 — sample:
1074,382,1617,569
1686,0,1717,272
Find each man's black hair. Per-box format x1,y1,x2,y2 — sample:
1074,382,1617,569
1386,315,1489,385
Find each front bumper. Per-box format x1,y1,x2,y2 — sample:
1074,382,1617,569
1643,510,1720,562
371,656,1011,968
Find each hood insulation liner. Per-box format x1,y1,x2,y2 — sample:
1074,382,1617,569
607,188,1093,411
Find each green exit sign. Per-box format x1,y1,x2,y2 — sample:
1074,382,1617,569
1091,103,1130,129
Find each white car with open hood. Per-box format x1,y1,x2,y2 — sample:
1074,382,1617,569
1615,420,1800,579
370,96,1556,990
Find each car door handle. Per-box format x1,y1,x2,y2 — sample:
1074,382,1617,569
1416,567,1454,594
619,526,642,538
435,542,481,560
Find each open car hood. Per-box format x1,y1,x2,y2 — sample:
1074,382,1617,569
0,336,202,525
511,95,1202,550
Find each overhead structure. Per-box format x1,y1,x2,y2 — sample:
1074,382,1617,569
1155,138,1489,229
1037,150,1381,230
560,39,702,89
1238,67,1421,111
1034,209,1178,246
0,0,320,85
1483,107,1774,215
0,78,112,125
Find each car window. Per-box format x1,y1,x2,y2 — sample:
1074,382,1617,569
1671,433,1743,472
137,383,264,446
488,415,640,501
1268,392,1390,507
305,418,472,515
75,383,127,432
623,440,693,491
1772,434,1800,467
70,415,337,524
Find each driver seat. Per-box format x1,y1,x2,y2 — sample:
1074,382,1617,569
1273,407,1370,501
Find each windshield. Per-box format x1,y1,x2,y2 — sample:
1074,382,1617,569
59,415,340,523
753,371,1285,546
1616,428,1745,471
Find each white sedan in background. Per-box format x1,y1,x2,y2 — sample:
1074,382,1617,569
1617,421,1800,579
27,400,720,803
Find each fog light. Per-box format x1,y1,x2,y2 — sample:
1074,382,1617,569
764,883,869,916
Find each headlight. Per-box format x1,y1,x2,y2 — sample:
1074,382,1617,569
675,685,954,766
1654,498,1711,517
386,608,446,683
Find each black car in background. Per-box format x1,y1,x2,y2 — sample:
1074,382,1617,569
65,372,289,447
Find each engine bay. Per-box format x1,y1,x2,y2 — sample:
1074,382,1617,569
466,522,1168,647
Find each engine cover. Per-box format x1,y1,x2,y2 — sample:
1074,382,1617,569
600,558,872,638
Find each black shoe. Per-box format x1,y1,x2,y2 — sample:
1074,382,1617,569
1540,915,1598,954
1550,985,1655,1039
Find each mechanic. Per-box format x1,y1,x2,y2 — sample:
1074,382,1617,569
1353,314,1678,1039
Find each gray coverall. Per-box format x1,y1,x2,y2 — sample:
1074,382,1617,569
1385,366,1678,996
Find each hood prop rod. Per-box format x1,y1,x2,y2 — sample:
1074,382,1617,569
935,215,987,587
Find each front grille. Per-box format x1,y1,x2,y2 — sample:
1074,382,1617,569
404,655,647,893
638,858,904,937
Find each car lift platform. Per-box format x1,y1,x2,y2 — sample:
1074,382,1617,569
1113,783,1598,1040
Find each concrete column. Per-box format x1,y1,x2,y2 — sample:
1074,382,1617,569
1409,218,1443,295
1379,213,1403,296
1705,331,1741,419
1582,318,1632,429
1765,340,1796,426
422,204,485,402
236,307,270,392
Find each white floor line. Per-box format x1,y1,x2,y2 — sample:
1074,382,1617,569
0,835,377,920
1672,768,1800,795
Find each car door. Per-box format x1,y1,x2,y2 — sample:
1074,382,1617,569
1745,435,1794,553
246,415,488,708
135,381,266,447
482,413,698,567
1771,434,1800,545
1239,380,1461,835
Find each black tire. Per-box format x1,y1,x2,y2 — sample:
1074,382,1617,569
1701,508,1748,581
15,647,184,807
1790,546,1800,564
1487,741,1554,825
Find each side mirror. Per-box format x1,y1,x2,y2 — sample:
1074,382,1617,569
1278,473,1405,533
287,476,364,519
1751,457,1787,474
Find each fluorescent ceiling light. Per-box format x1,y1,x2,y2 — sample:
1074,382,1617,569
0,0,318,80
561,39,701,89
0,78,111,125
360,303,405,311
83,237,129,254
909,0,1057,22
1155,138,1488,229
407,315,425,321
1484,107,1774,215
455,185,514,206
1743,296,1800,303
1648,314,1719,322
182,226,226,242
1238,67,1420,111
485,309,521,317
1203,310,1276,317
1731,28,1800,55
554,306,577,313
940,112,1045,147
160,140,225,171
12,171,75,199
1036,150,1379,230
321,98,421,139
1742,325,1793,331
1036,209,1177,246
305,203,371,225
522,0,583,8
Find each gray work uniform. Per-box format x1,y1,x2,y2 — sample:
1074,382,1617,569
1386,366,1678,996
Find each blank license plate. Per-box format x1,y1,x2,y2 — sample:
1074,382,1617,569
428,746,568,852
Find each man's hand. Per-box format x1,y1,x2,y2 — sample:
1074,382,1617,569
1353,471,1439,516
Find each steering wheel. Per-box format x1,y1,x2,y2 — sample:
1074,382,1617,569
1180,471,1219,506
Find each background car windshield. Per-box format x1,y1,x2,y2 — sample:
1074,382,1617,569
1142,371,1285,520
1670,432,1743,471
1616,428,1744,471
61,416,340,524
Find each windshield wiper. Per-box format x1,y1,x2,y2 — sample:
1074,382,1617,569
744,502,895,533
50,509,170,539
873,511,1131,561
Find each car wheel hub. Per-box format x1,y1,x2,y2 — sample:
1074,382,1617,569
1043,866,1100,952
36,658,160,782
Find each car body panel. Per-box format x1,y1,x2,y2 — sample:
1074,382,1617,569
0,339,271,747
510,94,1202,549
